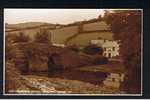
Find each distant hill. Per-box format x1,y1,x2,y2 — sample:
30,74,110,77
6,22,56,29
5,20,113,46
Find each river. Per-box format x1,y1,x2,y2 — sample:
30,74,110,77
30,69,108,85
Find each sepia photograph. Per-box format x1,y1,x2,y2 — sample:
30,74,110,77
4,9,142,95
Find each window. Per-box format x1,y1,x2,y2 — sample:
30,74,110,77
108,53,111,58
112,47,115,51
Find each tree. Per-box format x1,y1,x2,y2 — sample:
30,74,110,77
34,28,51,43
67,44,79,52
83,44,103,55
5,33,30,60
92,55,108,65
5,34,16,60
105,10,141,93
98,14,103,21
13,32,30,43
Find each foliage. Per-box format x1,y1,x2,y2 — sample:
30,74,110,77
5,33,30,60
5,34,17,60
92,55,108,65
24,43,49,61
13,32,30,43
34,28,51,43
5,62,23,93
82,44,103,55
105,10,141,93
66,44,79,52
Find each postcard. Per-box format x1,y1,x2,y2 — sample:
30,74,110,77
4,9,142,96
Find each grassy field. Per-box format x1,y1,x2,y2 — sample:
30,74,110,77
67,32,113,46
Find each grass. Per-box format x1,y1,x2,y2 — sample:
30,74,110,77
67,32,113,46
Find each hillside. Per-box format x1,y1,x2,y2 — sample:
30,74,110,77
5,20,113,46
66,31,113,46
6,22,56,29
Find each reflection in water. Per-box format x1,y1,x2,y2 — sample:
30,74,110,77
30,69,108,85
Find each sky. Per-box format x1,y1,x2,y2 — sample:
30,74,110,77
4,9,105,24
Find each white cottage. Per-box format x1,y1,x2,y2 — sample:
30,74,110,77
91,39,120,58
103,73,125,88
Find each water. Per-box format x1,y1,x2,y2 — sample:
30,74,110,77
30,69,108,85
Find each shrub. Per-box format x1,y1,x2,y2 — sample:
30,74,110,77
66,44,79,52
5,34,17,60
82,44,103,55
13,32,30,43
92,55,108,65
5,62,22,93
34,28,51,43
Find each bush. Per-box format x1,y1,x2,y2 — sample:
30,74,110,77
66,44,79,52
92,55,108,65
34,28,51,43
13,32,30,43
5,34,18,60
5,62,22,93
5,45,15,61
82,44,103,55
23,43,50,72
